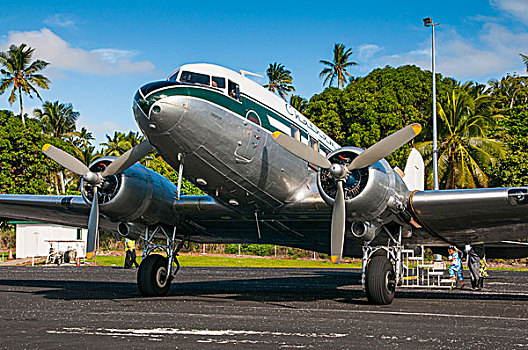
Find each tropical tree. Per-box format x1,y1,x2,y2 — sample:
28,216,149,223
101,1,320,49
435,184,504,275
416,89,504,189
72,139,101,167
101,131,145,156
70,126,95,147
319,43,358,89
33,101,79,139
0,44,50,125
488,74,528,110
289,95,308,113
263,62,295,100
520,53,528,72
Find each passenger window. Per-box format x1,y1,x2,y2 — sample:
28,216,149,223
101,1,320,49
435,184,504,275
228,80,241,101
291,125,301,141
180,71,210,86
212,76,225,89
310,137,319,152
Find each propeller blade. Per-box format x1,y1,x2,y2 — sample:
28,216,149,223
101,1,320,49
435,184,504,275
330,181,346,264
42,144,90,176
85,187,99,260
102,140,152,177
272,131,332,169
347,124,422,171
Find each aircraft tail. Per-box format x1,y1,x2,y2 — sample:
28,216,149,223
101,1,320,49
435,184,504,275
403,148,425,191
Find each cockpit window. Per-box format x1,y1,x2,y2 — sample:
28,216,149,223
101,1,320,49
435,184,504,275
168,70,179,81
212,76,225,89
228,80,241,101
180,71,210,86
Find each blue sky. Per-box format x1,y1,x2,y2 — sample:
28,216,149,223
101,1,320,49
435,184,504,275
1,0,528,145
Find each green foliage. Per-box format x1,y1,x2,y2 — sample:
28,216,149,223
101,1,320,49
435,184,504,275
33,100,79,138
0,44,50,125
145,156,204,195
0,110,73,194
289,95,308,113
488,74,528,111
263,62,295,100
306,65,453,167
416,90,504,189
488,107,528,187
225,244,275,256
319,43,358,89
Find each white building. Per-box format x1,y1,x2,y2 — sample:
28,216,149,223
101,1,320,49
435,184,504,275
13,221,87,259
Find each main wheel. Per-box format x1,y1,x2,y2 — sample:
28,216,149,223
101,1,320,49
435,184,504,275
137,254,172,297
365,255,396,305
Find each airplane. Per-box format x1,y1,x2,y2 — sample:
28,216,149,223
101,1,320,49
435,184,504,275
1,63,527,305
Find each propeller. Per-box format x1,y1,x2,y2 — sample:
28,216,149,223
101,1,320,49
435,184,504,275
43,140,152,259
272,123,422,264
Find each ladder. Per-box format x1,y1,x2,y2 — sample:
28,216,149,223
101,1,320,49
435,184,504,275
399,246,455,289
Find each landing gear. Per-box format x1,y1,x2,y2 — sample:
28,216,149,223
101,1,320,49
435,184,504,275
362,226,403,305
365,255,396,304
137,254,171,296
137,225,186,297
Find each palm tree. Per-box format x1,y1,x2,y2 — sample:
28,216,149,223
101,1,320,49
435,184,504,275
0,44,50,125
101,131,145,156
33,101,79,138
319,43,358,89
289,95,308,113
263,62,295,100
520,53,528,72
72,139,101,167
416,89,504,189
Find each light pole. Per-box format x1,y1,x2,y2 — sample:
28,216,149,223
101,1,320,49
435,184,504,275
423,17,440,190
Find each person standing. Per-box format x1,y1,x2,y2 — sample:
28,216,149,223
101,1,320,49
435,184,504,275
466,245,480,290
124,238,139,269
474,243,487,290
448,246,464,289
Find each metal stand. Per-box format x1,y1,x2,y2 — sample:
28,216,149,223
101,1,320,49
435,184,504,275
361,226,403,290
142,225,186,281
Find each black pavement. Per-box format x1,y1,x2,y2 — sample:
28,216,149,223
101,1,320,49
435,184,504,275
1,265,528,349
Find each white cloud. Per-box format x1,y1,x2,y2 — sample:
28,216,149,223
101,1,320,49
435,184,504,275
43,14,75,28
0,28,155,75
362,23,527,82
358,44,382,60
491,0,528,23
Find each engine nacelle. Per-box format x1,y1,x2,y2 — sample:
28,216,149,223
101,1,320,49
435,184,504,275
317,147,409,223
81,157,178,228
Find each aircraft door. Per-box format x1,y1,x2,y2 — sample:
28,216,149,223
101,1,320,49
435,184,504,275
235,122,263,163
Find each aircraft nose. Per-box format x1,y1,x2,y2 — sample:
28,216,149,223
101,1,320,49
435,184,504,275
133,81,188,134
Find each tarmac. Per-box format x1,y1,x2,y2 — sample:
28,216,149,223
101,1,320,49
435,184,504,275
1,265,528,349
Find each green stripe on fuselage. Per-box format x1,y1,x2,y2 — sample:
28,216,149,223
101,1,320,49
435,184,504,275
145,85,308,139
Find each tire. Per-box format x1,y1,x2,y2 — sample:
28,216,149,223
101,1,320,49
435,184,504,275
365,255,396,305
137,254,172,297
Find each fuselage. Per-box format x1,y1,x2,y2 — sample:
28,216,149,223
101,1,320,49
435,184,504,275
133,63,340,214
131,63,412,256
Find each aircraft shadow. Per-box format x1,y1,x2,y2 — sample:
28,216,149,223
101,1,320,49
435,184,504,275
1,267,527,305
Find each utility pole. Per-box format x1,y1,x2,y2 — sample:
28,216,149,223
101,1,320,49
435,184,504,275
423,17,440,190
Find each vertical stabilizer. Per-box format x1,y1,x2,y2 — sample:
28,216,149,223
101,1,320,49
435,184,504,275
403,148,425,191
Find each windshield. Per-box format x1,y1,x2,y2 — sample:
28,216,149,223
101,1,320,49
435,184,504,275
180,71,210,86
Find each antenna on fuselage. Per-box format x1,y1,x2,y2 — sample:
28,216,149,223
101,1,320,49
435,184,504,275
239,69,263,78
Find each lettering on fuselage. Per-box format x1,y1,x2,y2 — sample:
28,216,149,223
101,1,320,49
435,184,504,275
211,112,223,120
284,103,336,150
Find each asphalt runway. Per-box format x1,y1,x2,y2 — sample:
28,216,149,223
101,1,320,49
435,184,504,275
1,265,528,349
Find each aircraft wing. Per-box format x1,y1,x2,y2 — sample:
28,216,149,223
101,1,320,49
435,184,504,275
0,195,107,231
408,187,528,246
